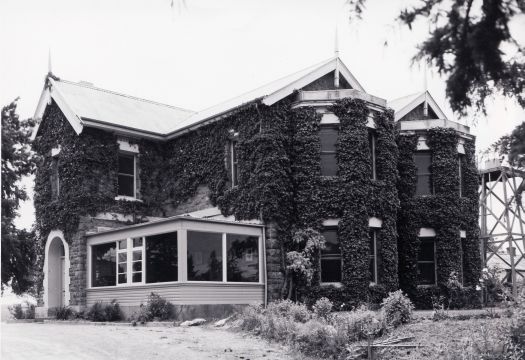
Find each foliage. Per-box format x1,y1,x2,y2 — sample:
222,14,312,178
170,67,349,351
8,302,35,320
380,290,414,327
142,292,174,321
1,99,37,294
55,306,74,320
86,300,121,322
312,297,333,321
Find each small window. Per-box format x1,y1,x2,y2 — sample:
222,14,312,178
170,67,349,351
187,231,223,281
414,152,433,195
417,237,436,285
227,234,259,282
230,141,239,187
369,229,378,283
321,228,341,282
146,232,178,284
118,153,136,197
458,155,465,197
369,132,377,180
320,127,338,176
91,243,116,287
51,159,60,199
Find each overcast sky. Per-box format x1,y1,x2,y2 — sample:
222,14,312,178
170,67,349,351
1,0,524,230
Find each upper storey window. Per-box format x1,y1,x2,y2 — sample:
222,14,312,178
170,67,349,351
118,153,136,198
414,152,433,195
230,141,239,187
320,126,338,176
369,131,377,180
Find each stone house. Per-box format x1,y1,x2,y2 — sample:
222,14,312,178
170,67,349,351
32,56,480,317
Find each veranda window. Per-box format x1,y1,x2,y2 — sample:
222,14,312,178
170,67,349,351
118,153,136,197
414,152,433,195
417,237,436,285
91,243,116,287
227,234,259,282
320,126,338,176
117,237,145,285
321,228,342,283
187,231,223,281
146,232,178,283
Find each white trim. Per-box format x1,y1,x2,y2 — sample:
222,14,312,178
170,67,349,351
460,230,466,238
322,219,339,227
51,146,61,157
114,196,143,202
320,282,343,288
222,233,227,282
394,91,448,122
320,113,339,124
418,228,436,237
43,230,71,308
117,138,139,153
263,57,365,106
416,137,430,151
368,217,382,228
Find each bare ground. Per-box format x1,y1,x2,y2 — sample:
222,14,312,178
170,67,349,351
1,322,303,360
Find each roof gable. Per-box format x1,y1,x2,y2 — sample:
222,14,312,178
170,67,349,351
387,91,448,122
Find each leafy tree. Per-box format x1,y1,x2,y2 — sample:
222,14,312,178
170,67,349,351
1,99,37,294
350,0,525,116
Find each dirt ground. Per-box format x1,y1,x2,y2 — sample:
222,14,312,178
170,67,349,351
1,322,301,360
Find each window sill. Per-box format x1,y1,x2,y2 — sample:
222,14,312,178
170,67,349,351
417,284,437,288
320,282,343,288
115,196,143,202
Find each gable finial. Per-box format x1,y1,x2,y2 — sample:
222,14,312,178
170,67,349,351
334,25,339,58
48,48,53,76
423,60,428,117
334,26,340,88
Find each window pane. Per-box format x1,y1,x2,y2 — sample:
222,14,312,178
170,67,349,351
320,128,338,152
369,132,376,180
227,234,259,282
320,153,337,176
118,263,126,273
321,258,342,282
118,240,127,250
321,229,339,255
118,175,134,197
133,238,143,248
118,274,127,284
418,263,435,285
146,232,178,284
118,155,134,175
369,257,376,282
91,243,116,287
418,239,435,261
132,273,142,283
414,153,431,174
118,253,127,263
369,230,375,256
416,175,432,196
132,261,142,272
132,251,142,261
187,231,223,281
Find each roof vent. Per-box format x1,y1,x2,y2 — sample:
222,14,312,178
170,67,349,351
78,81,94,87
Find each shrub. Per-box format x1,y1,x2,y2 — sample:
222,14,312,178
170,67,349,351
86,300,121,322
8,302,35,320
55,306,73,320
381,290,414,327
312,297,333,321
510,294,525,350
266,299,310,323
335,305,386,342
296,320,338,357
143,293,173,321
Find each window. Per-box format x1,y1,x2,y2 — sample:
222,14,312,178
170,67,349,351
146,232,178,283
230,141,239,186
417,237,436,285
118,153,136,197
227,234,259,282
414,152,432,195
116,237,145,285
369,132,377,180
91,243,116,287
321,228,341,282
51,158,60,199
320,126,338,176
369,229,378,283
187,231,223,281
459,155,465,197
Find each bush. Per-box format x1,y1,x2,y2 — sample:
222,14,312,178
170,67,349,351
86,300,121,322
312,297,333,321
335,305,386,342
144,293,173,321
296,319,338,357
55,306,74,320
381,290,414,327
266,299,311,323
8,302,35,320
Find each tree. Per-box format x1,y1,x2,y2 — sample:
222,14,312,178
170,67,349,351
350,0,525,116
1,99,37,294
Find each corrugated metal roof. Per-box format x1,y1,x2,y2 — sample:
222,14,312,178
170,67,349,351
52,79,195,134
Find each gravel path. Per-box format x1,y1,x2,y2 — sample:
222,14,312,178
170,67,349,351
1,322,300,360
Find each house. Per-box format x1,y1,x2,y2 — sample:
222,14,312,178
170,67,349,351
32,56,480,318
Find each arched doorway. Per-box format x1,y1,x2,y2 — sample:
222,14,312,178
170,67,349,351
44,231,70,309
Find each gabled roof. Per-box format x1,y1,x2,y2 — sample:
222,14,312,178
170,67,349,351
33,56,366,140
387,91,448,121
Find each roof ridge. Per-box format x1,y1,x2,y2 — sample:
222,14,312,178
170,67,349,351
55,78,196,113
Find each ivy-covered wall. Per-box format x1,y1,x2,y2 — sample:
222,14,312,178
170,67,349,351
396,128,480,308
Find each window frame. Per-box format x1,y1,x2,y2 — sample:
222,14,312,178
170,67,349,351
319,125,339,177
320,226,342,285
458,154,465,197
369,131,377,180
417,237,437,286
414,151,434,196
116,237,145,287
230,141,239,187
117,152,137,199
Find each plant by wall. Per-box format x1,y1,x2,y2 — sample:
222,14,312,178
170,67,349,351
395,127,480,308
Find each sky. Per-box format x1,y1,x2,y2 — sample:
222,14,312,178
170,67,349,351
1,0,524,230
